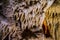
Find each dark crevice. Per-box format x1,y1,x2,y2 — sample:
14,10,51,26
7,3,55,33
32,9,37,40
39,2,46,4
4,33,9,40
0,12,7,19
21,27,37,40
42,24,52,38
18,19,22,28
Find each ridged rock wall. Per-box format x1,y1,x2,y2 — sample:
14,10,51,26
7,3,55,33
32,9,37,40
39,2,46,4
1,0,60,40
45,3,60,40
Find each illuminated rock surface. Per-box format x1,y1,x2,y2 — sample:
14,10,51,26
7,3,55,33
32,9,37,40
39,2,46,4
0,0,60,40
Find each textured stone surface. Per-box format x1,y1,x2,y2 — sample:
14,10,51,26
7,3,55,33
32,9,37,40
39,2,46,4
45,1,60,40
1,0,60,40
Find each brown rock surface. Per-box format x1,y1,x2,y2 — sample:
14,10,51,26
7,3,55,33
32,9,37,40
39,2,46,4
0,0,60,40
